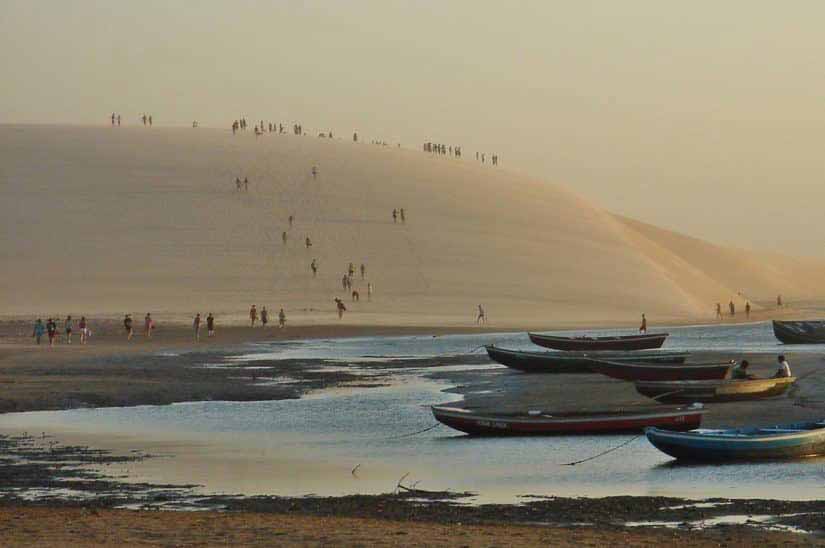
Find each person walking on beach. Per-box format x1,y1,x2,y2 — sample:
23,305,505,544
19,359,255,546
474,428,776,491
117,115,121,126
249,305,258,327
79,316,89,345
235,177,242,191
367,282,373,301
243,177,249,192
124,314,133,341
360,263,366,279
639,313,647,334
288,215,294,228
476,304,486,325
716,302,723,320
392,209,397,223
342,274,348,290
46,318,57,347
400,208,405,223
278,308,286,329
729,300,735,317
745,301,751,319
777,294,783,307
144,313,153,338
261,306,269,327
64,315,73,344
207,313,215,338
193,313,201,342
335,298,347,319
311,166,317,178
282,231,287,245
348,263,355,277
352,290,360,302
32,319,45,345
305,237,312,249
311,259,318,277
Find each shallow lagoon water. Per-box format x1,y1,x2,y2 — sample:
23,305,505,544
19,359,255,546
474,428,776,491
2,321,824,502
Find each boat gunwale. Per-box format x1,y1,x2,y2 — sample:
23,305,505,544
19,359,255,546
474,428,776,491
646,423,825,443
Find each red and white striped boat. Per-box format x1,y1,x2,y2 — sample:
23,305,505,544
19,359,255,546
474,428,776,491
431,404,705,436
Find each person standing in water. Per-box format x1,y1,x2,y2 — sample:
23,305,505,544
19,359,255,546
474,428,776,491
476,304,486,325
193,313,201,342
32,319,45,345
249,305,258,327
278,308,286,329
79,316,88,345
206,313,215,338
64,315,73,344
261,306,269,327
639,313,647,334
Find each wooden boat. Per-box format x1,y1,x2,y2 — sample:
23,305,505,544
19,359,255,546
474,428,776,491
586,359,732,381
772,320,825,344
634,377,797,403
484,345,689,374
528,332,668,351
432,404,706,436
645,420,825,461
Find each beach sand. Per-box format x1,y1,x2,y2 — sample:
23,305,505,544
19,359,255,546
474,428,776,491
4,125,825,326
3,506,819,547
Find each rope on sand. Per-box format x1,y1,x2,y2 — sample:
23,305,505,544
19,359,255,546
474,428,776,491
562,435,643,466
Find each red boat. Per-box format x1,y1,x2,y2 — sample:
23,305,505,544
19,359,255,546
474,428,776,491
431,404,705,436
586,359,732,381
528,332,668,351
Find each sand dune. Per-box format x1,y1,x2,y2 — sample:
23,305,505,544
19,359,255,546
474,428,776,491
2,125,823,326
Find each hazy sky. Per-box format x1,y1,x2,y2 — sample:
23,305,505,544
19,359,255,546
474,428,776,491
3,1,825,255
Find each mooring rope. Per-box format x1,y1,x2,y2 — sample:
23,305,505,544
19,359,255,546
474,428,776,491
562,434,643,466
383,422,442,440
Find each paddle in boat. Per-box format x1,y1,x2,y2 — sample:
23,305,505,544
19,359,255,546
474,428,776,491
645,420,825,461
431,404,705,436
528,332,668,352
634,377,797,403
586,359,732,382
772,320,825,344
484,345,688,374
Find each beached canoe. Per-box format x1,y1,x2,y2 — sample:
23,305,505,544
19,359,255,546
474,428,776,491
528,332,668,351
645,420,825,461
772,320,825,344
586,360,732,381
431,404,705,436
484,345,689,374
634,377,797,403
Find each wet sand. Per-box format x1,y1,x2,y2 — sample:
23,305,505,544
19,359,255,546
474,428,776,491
3,506,820,547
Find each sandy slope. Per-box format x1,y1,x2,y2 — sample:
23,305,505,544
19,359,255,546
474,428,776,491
1,125,822,325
